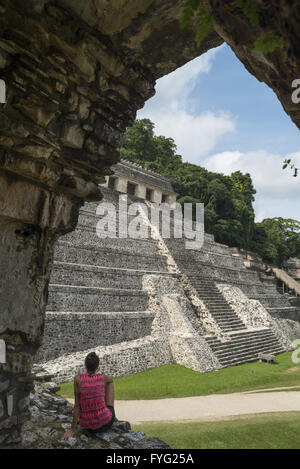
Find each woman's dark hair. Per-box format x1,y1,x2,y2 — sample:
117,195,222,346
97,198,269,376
85,352,99,372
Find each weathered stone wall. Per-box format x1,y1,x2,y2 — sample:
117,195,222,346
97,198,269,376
230,248,266,272
110,160,175,193
102,159,177,203
143,275,222,372
38,272,222,381
0,177,80,446
0,0,222,445
40,336,173,383
35,311,154,362
286,258,300,279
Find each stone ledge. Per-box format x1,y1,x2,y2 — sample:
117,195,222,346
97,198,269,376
250,295,290,300
52,260,176,277
39,337,172,381
49,284,148,296
217,279,277,289
172,248,245,264
36,311,155,362
267,307,299,312
185,262,259,276
56,240,167,262
45,311,155,320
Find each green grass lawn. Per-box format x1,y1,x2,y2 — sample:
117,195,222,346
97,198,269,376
58,351,300,400
132,412,300,449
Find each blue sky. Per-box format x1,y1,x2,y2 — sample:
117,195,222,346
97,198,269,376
138,44,300,221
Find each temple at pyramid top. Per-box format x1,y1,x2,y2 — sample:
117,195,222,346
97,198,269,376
101,159,177,204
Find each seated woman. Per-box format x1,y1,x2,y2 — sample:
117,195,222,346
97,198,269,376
63,351,115,439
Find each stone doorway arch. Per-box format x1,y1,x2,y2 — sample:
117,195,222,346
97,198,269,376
0,0,299,445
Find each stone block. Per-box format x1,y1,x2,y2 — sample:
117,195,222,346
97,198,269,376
41,382,60,394
112,420,131,433
61,123,85,148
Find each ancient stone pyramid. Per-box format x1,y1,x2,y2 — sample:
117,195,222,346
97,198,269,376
36,185,295,381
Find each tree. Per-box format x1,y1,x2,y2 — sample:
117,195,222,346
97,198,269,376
120,119,156,166
230,171,256,253
253,218,300,266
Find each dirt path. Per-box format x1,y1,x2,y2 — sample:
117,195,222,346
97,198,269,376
114,390,300,423
243,385,300,393
67,388,300,423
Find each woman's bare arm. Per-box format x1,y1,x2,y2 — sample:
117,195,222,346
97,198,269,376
104,374,114,407
62,375,80,439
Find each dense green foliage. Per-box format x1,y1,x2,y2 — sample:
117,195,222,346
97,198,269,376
181,1,213,47
252,218,300,267
120,119,255,251
182,0,285,53
254,32,284,54
134,413,300,449
59,351,300,400
119,119,300,267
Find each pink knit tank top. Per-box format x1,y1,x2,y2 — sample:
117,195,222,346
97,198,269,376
79,373,112,429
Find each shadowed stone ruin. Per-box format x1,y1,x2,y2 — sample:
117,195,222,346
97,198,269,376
287,258,300,279
0,0,299,446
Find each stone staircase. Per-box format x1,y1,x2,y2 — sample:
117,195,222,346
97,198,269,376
165,222,290,366
205,329,285,367
184,275,247,333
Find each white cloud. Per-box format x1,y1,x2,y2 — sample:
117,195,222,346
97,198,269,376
147,110,235,163
204,150,300,221
137,45,235,163
143,48,218,112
